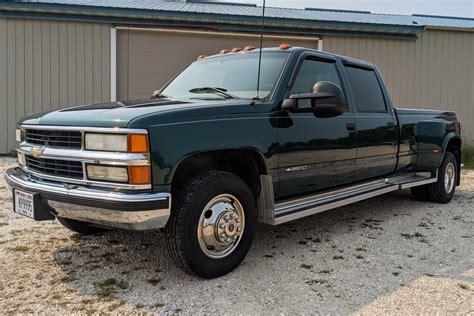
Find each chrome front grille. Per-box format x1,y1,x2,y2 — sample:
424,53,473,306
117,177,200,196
26,156,84,179
18,125,151,190
25,129,82,149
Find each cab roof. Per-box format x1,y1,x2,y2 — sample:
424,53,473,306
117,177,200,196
197,45,376,70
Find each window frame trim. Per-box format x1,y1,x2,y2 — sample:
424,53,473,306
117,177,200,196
284,52,350,112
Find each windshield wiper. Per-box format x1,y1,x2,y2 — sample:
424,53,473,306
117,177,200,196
189,87,240,99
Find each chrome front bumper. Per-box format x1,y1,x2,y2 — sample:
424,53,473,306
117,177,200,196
5,168,171,230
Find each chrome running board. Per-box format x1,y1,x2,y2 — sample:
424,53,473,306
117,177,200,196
259,171,437,225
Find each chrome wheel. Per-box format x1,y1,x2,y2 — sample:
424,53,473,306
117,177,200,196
444,162,456,194
197,194,245,259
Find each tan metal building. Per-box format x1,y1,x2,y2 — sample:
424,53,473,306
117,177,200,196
0,1,473,153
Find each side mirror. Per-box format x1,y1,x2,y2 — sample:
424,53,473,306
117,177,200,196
281,81,346,118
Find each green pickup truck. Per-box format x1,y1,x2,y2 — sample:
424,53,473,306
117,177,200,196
6,45,462,278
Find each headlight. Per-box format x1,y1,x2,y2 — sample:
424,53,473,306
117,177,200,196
16,128,24,142
85,134,128,152
86,165,129,183
86,164,151,184
84,133,149,153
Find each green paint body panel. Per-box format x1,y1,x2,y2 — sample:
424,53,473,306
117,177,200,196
395,108,460,171
17,47,461,198
129,100,280,193
19,99,200,128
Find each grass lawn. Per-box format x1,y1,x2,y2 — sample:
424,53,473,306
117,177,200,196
462,145,474,170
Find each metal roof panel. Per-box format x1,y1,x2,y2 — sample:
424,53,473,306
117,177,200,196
8,0,474,29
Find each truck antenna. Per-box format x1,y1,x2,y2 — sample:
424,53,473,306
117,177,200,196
251,0,266,105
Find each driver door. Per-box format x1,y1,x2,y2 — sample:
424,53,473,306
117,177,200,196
276,56,357,198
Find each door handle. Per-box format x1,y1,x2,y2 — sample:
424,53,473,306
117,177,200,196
387,122,395,131
346,123,356,131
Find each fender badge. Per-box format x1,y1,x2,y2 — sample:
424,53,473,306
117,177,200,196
286,165,308,172
30,146,45,158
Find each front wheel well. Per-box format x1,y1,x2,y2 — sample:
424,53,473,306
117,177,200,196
171,149,267,199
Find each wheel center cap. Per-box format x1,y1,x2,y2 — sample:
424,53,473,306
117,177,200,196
225,220,237,237
216,211,242,243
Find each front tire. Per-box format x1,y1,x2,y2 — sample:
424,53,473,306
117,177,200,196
165,171,256,278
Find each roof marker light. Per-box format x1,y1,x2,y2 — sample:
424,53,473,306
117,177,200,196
279,43,292,50
220,49,230,54
231,47,242,53
197,55,207,60
243,45,256,51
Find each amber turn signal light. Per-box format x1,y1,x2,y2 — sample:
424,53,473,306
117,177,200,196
197,54,207,60
127,134,149,153
128,165,151,185
243,45,256,51
279,43,292,50
220,49,230,54
231,47,242,53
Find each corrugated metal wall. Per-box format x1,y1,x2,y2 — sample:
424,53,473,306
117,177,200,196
0,18,111,153
324,29,474,144
117,29,318,101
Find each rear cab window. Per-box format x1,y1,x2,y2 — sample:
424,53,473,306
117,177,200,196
345,66,387,112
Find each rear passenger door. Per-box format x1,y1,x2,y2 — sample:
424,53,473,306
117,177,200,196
343,61,398,181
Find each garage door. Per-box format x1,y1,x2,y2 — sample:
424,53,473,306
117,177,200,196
117,28,319,100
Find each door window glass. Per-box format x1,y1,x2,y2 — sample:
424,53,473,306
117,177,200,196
345,66,387,112
289,58,343,108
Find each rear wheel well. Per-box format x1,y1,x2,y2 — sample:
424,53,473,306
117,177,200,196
445,137,461,185
171,150,267,199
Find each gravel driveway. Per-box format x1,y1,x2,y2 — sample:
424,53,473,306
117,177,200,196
1,157,473,314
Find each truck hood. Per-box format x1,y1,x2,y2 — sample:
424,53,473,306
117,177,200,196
19,98,229,128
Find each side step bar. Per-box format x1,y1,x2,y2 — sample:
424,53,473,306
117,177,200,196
260,171,437,226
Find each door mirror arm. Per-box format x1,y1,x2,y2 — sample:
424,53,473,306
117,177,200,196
289,92,335,100
281,98,298,111
282,93,336,113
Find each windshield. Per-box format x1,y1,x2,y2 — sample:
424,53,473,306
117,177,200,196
160,52,289,100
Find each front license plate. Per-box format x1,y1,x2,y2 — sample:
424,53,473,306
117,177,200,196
14,189,35,219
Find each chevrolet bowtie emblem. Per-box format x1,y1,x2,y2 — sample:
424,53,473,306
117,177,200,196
30,146,45,158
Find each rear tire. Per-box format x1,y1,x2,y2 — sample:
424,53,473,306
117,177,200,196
57,217,109,235
410,186,430,201
165,171,256,278
426,152,457,204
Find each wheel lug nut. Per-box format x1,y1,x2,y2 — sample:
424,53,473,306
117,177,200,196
219,224,225,229
237,227,241,232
